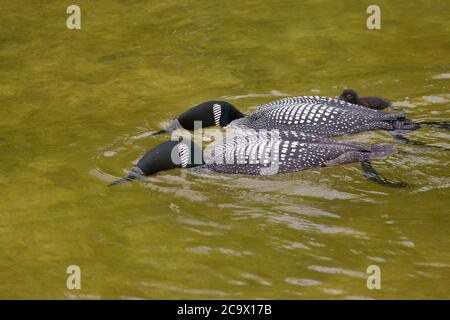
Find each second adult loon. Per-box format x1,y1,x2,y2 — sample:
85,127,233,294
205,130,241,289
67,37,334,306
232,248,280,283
110,131,398,185
157,96,422,138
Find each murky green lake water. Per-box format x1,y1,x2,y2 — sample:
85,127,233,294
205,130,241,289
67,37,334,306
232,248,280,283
0,0,449,299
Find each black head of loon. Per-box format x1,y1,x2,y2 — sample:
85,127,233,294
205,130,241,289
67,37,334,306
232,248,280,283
109,139,203,185
339,89,391,110
137,139,202,174
165,101,245,131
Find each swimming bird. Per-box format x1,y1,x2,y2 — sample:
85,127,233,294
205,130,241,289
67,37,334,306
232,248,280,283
150,97,448,151
204,131,396,175
110,133,404,187
339,89,391,110
154,96,417,138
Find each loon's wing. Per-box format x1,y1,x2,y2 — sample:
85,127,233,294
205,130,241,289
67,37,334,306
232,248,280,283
205,133,395,175
225,127,329,143
241,96,405,137
254,96,350,113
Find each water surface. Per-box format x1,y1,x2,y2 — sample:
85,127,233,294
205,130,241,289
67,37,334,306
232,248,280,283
0,0,449,299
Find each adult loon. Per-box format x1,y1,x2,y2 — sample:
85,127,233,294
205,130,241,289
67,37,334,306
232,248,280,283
155,96,423,138
110,133,403,186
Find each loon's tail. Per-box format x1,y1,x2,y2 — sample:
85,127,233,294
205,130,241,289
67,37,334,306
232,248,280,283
109,167,145,187
390,117,450,131
390,117,421,131
386,116,450,150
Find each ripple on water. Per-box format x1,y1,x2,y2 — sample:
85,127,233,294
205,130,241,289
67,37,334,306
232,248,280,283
281,241,311,251
220,90,291,101
322,288,345,295
285,278,321,287
414,262,450,268
269,214,366,237
274,204,341,219
192,173,362,201
103,151,118,157
392,100,416,108
178,216,230,229
239,272,272,286
142,178,210,202
137,281,239,298
392,92,450,108
367,256,386,263
345,296,375,300
307,265,366,278
389,240,415,248
186,246,253,257
422,95,449,104
89,167,120,183
432,73,450,79
119,296,147,300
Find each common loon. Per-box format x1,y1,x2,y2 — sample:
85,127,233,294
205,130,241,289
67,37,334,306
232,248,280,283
339,89,391,110
110,133,402,186
156,96,420,138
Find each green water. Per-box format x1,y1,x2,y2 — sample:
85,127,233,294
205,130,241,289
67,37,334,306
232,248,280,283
0,0,449,299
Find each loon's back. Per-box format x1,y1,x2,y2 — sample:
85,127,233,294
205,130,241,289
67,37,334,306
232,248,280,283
228,96,412,137
204,130,394,175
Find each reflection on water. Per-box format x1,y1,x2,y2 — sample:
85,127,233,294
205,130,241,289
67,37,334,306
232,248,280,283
0,0,449,299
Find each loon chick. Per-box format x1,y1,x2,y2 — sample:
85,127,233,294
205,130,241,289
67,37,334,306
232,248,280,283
110,133,401,186
339,89,391,110
154,97,416,138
